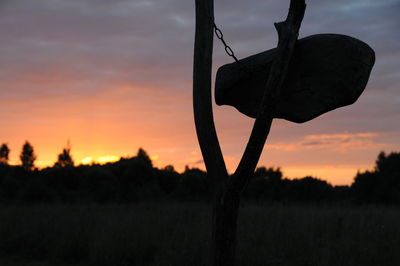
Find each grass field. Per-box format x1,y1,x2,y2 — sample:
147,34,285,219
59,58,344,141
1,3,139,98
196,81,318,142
0,202,399,266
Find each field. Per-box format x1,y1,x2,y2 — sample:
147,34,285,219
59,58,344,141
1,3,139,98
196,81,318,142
0,202,399,266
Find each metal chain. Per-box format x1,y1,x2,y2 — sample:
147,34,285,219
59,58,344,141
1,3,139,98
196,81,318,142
213,22,251,73
213,22,241,64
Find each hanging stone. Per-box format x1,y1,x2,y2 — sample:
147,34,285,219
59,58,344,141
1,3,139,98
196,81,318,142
215,34,375,123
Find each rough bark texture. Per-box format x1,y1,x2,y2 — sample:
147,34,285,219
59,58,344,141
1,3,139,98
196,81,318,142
193,1,306,266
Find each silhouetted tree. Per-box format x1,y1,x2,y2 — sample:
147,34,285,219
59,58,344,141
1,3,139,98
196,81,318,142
136,148,152,167
0,166,29,202
20,175,56,203
352,170,379,203
244,167,284,200
0,143,10,165
55,142,74,167
375,151,400,178
82,166,119,203
157,165,181,194
255,166,283,178
284,176,333,202
352,151,400,203
193,1,306,264
40,165,81,202
20,141,37,171
173,166,209,199
116,155,159,201
332,185,351,201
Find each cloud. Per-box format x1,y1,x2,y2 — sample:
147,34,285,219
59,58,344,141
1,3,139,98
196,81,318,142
0,0,399,183
267,132,383,152
302,133,383,152
193,160,204,165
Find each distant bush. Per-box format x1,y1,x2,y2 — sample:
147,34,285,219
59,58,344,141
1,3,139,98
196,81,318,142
172,167,209,200
351,151,400,204
156,165,181,195
0,149,399,205
19,175,57,203
243,167,284,201
82,167,119,203
283,176,333,202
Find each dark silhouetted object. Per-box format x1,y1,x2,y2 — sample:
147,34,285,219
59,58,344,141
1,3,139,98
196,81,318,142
352,151,400,203
137,147,153,168
215,34,375,123
173,166,210,199
113,149,160,202
285,176,333,202
157,165,181,195
20,175,56,203
55,142,74,167
0,143,10,165
82,166,119,203
243,167,284,200
20,141,37,171
0,146,397,205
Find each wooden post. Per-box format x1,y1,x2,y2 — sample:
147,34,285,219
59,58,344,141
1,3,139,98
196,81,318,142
193,1,306,265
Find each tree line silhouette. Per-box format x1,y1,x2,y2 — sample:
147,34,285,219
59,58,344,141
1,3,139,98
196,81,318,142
0,141,399,204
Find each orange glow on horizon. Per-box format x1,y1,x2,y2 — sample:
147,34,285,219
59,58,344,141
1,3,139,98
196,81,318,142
0,81,395,187
4,147,376,186
282,165,372,186
80,155,121,165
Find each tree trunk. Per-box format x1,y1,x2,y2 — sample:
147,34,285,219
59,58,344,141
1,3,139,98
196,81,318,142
211,188,241,266
193,1,306,266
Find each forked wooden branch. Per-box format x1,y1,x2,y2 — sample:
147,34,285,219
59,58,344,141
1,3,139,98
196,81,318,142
193,0,306,197
229,0,306,193
193,0,228,187
193,2,306,265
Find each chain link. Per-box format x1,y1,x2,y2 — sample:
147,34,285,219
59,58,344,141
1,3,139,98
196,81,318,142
212,20,250,73
213,22,241,64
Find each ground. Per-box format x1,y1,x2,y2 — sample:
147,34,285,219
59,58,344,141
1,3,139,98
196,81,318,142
0,202,399,266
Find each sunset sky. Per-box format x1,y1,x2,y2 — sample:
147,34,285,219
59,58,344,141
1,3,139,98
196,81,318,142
0,0,399,185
